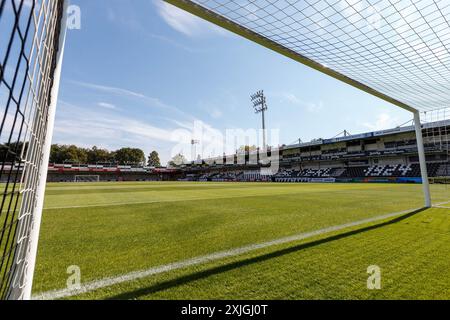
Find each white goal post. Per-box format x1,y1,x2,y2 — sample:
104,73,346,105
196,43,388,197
74,175,100,183
0,0,68,300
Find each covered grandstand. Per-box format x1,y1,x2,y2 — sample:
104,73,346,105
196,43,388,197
1,119,448,184
184,119,450,183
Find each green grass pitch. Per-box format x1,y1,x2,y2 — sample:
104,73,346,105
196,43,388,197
31,181,450,299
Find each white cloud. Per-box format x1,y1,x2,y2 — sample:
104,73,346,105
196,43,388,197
155,0,226,37
362,113,399,131
105,4,201,53
277,92,324,113
54,100,224,164
69,80,194,119
208,107,223,119
71,80,150,100
97,102,117,110
54,101,183,164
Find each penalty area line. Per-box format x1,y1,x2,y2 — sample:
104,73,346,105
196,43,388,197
32,207,420,300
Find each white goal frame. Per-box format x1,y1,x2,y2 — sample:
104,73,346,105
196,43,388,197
0,0,68,300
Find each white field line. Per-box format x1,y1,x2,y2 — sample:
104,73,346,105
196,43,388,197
32,207,419,300
433,205,450,209
433,200,450,207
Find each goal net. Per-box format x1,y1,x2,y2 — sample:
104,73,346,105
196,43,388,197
0,0,67,300
74,175,100,183
421,109,450,206
422,108,450,174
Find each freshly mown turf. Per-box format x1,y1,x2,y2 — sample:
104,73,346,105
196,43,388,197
31,182,450,299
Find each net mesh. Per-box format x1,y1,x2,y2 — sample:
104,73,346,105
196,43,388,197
171,0,450,112
421,108,450,184
0,0,65,299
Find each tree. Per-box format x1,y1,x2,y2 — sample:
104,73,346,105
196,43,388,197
50,144,87,163
65,145,88,163
115,147,145,165
49,145,146,165
168,153,187,167
50,144,63,163
0,141,28,162
147,151,161,167
87,146,111,164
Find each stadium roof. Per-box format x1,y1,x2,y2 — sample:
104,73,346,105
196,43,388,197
166,0,450,113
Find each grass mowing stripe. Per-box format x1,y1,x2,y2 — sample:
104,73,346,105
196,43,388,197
42,186,424,211
41,189,351,211
7,192,311,213
32,207,421,300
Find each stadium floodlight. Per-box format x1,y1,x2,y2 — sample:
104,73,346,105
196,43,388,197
164,0,450,208
251,90,268,150
0,0,68,300
191,139,200,162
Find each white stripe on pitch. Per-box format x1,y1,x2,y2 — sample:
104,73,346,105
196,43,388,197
32,207,419,300
433,200,450,207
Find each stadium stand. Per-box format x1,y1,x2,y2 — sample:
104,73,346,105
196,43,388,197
2,120,448,184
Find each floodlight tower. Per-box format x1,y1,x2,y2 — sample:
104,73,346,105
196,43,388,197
251,90,268,150
191,139,200,163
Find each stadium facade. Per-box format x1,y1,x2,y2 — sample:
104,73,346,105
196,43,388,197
184,119,450,184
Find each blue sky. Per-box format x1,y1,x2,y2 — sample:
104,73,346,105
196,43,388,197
55,0,414,164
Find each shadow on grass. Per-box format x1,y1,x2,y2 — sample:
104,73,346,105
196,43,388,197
108,207,427,300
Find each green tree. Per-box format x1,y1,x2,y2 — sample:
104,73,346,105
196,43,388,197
50,144,88,163
87,146,111,163
115,147,145,165
65,145,88,163
0,141,28,162
168,153,187,167
50,144,63,163
147,150,161,167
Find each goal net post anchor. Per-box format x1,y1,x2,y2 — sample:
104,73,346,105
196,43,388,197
413,111,432,209
15,1,70,301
